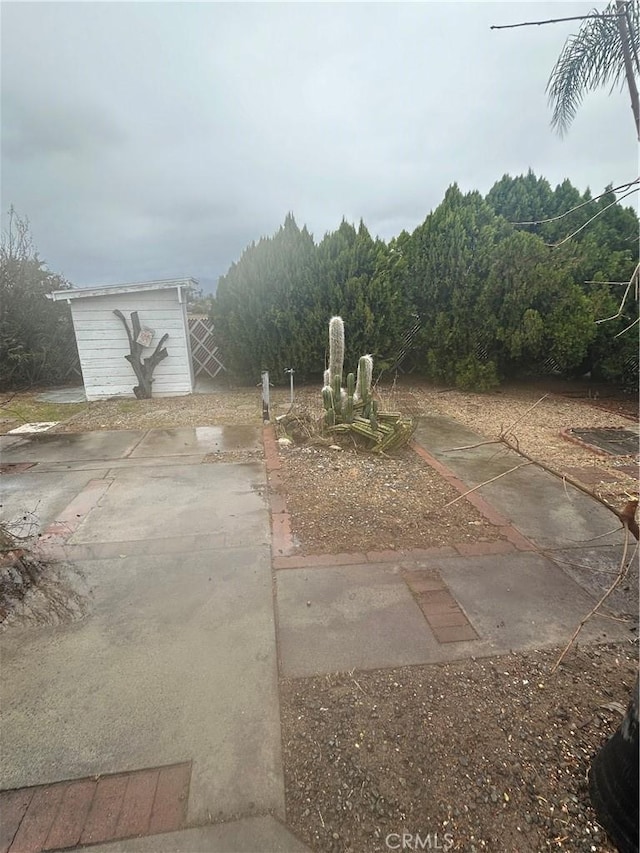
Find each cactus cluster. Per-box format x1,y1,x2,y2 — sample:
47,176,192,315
321,316,414,453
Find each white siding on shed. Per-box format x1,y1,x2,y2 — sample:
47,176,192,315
70,288,193,400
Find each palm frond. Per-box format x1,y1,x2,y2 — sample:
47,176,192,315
626,0,640,72
546,0,640,135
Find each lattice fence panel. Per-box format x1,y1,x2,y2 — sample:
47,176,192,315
188,316,226,379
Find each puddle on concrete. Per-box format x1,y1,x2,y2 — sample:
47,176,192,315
133,426,262,457
216,425,262,451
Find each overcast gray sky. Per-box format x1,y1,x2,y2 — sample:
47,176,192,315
2,1,638,291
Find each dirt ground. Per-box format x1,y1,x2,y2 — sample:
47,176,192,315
281,643,638,853
279,444,507,554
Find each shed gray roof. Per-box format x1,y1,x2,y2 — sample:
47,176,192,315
48,277,197,302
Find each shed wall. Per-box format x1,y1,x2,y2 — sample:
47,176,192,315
69,289,193,400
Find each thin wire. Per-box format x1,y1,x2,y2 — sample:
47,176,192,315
546,188,640,247
511,178,639,225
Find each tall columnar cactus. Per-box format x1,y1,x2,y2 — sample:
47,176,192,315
355,355,373,405
328,316,344,385
322,385,335,426
320,316,413,452
345,372,355,423
332,374,343,417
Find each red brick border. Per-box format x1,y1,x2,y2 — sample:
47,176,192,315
34,478,114,560
409,441,536,552
402,569,478,643
560,427,609,457
263,425,295,558
0,763,191,853
559,426,638,458
0,463,36,475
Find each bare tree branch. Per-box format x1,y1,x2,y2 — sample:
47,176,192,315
441,462,534,509
510,178,639,225
615,315,640,337
546,187,639,246
491,12,625,31
595,262,640,330
551,530,638,673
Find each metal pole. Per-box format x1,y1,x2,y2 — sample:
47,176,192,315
284,368,295,405
261,371,270,422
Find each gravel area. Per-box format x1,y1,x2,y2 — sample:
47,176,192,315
281,642,638,853
279,444,505,554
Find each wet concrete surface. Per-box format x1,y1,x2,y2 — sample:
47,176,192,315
276,564,439,677
414,415,627,550
274,550,631,678
1,470,103,537
130,426,261,457
66,462,269,547
1,548,283,823
0,427,284,829
547,545,639,617
0,426,262,465
0,430,145,463
436,551,626,652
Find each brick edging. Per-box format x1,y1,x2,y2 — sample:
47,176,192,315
409,441,536,552
0,762,191,853
559,426,629,457
263,425,295,558
34,477,114,561
402,568,478,643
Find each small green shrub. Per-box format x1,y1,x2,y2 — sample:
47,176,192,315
454,356,500,392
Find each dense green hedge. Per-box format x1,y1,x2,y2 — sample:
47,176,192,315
214,173,639,389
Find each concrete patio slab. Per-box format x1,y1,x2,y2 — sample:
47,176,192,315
0,469,104,536
82,815,312,852
275,563,440,677
130,426,262,457
66,462,269,547
8,421,59,434
435,551,630,652
0,430,145,463
0,548,283,824
414,416,627,550
0,435,24,451
28,455,209,474
547,545,639,618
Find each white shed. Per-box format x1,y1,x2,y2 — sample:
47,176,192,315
49,279,196,401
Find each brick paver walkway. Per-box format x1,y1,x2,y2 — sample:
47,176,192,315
0,763,190,853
